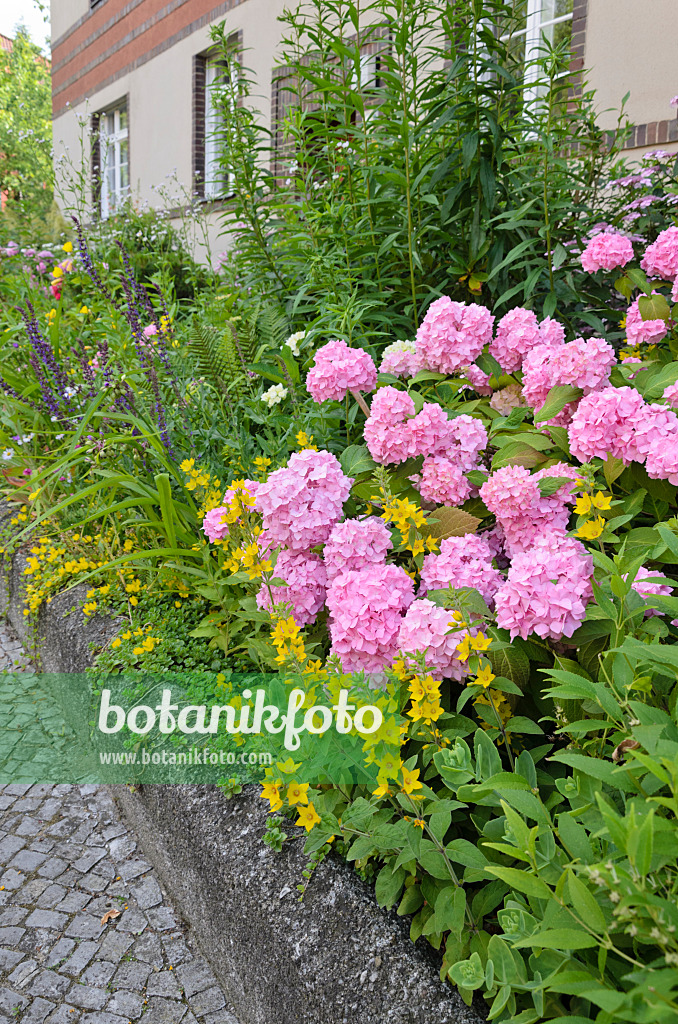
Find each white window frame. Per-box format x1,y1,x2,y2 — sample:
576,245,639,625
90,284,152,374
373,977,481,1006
99,102,129,219
500,0,573,106
204,57,234,199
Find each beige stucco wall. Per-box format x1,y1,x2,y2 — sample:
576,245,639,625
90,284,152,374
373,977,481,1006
584,0,678,154
51,0,90,44
52,0,289,259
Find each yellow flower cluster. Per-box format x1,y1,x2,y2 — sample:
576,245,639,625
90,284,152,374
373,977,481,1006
378,494,438,558
180,458,223,514
270,615,307,667
110,626,162,655
253,455,271,479
295,431,318,451
259,778,321,831
575,490,612,541
407,673,443,725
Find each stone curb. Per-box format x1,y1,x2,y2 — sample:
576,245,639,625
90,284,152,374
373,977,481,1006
0,505,484,1024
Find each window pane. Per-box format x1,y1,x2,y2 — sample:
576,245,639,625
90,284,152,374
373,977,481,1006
119,139,129,191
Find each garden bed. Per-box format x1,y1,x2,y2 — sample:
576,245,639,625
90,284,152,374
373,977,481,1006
0,505,481,1024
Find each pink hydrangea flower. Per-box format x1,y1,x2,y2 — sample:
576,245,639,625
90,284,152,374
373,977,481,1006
625,296,668,346
306,339,377,403
256,549,327,626
673,274,678,303
326,564,415,674
633,403,678,462
627,565,674,617
640,225,678,281
256,449,352,551
364,386,415,464
420,533,503,605
447,414,488,471
489,384,526,416
522,337,616,424
580,232,634,273
364,388,456,464
408,402,455,459
494,534,593,640
568,386,647,464
463,364,493,395
379,340,421,379
202,506,231,543
490,308,564,374
663,382,678,405
397,599,469,680
323,517,392,583
415,456,471,506
645,437,678,486
539,317,566,348
415,297,494,374
480,463,576,557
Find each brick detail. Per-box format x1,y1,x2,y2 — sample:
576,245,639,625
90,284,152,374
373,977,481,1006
52,0,251,118
619,118,678,150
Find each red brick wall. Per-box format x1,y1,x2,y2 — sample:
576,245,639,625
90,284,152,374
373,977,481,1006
52,0,249,117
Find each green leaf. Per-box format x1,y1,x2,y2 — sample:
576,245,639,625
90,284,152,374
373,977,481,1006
513,928,598,950
486,867,551,900
434,885,466,937
491,441,547,470
638,293,670,322
537,475,572,497
339,444,377,478
565,870,607,934
534,385,583,423
375,864,407,909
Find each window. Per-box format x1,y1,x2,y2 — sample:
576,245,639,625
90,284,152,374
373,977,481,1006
500,0,573,104
194,51,236,200
98,102,129,218
204,57,231,199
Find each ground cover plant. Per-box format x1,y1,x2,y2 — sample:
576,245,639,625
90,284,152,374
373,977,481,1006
2,1,678,1020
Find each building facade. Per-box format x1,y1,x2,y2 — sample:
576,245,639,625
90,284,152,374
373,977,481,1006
50,0,678,264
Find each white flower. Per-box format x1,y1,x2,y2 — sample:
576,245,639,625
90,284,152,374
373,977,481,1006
261,383,288,408
284,331,305,357
2,448,14,461
64,387,77,399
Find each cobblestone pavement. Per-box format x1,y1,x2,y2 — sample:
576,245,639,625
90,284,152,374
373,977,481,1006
0,622,240,1024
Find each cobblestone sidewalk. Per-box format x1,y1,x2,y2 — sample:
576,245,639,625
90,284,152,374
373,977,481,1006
0,623,240,1024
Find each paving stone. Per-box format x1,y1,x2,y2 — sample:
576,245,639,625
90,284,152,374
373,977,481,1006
38,858,69,880
0,947,24,971
44,938,76,969
72,848,107,873
7,957,39,987
53,890,90,914
16,817,42,837
80,1014,129,1024
0,906,27,926
64,914,103,940
108,837,136,860
9,848,48,871
190,986,227,1016
25,909,69,930
65,983,109,1010
45,1006,82,1024
0,869,24,890
58,940,100,976
80,960,116,987
106,990,144,1018
28,969,71,1000
115,908,147,934
132,932,163,968
145,906,178,931
20,996,56,1023
35,884,67,909
0,925,25,944
117,860,150,882
0,986,29,1014
111,961,151,990
202,1012,240,1024
142,997,187,1024
175,960,216,1000
146,970,181,999
0,835,25,863
130,875,163,910
96,930,133,962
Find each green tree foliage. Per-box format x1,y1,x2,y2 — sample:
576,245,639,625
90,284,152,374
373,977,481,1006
0,26,54,227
